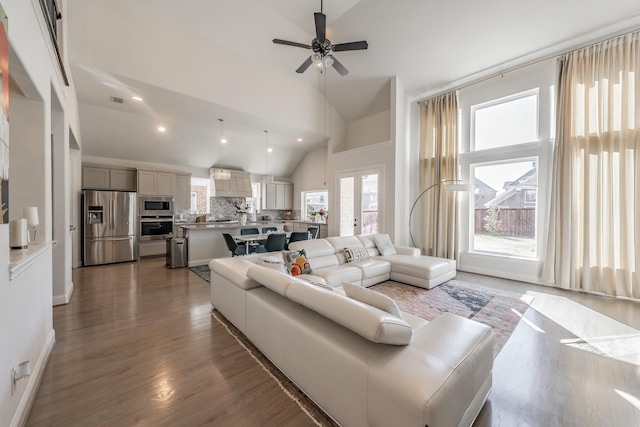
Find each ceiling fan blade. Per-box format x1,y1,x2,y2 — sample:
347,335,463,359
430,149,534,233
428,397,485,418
329,55,349,76
296,56,314,73
273,39,312,49
314,12,326,42
332,41,368,52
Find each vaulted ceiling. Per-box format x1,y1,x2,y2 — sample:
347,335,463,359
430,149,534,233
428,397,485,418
67,0,640,177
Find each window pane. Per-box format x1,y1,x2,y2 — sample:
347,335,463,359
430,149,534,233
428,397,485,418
473,92,538,150
472,160,537,258
340,177,355,236
361,174,378,234
303,190,328,221
190,177,210,213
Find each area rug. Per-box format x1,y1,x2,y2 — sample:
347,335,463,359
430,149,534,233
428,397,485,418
189,265,210,283
210,309,339,427
369,280,532,358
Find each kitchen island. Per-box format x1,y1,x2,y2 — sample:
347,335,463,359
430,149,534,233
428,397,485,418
179,221,285,266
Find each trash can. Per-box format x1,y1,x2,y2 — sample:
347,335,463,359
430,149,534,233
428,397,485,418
166,238,187,268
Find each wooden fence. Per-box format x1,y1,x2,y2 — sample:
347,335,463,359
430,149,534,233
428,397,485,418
474,208,535,237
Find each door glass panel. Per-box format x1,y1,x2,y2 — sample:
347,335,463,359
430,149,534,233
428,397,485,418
339,177,355,236
361,174,378,234
472,160,537,257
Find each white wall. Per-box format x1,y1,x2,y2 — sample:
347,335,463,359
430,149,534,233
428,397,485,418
345,109,390,151
290,147,328,212
1,0,80,425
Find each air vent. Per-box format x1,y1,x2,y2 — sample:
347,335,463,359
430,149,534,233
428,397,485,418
110,96,124,104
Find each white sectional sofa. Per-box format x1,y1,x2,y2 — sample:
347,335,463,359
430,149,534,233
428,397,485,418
208,234,493,426
288,234,457,289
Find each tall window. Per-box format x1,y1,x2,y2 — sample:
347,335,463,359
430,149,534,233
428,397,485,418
458,60,555,281
470,90,540,258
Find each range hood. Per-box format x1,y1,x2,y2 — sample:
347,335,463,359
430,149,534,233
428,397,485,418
210,168,253,197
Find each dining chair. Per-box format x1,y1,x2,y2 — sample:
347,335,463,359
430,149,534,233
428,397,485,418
286,231,310,249
307,226,319,239
262,226,278,234
241,228,260,235
255,233,287,253
223,233,247,256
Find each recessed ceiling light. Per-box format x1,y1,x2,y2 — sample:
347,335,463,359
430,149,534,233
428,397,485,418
157,126,166,133
267,147,273,153
220,138,228,144
297,138,303,142
132,96,143,102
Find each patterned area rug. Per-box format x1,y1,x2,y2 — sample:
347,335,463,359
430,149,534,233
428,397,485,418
369,280,532,358
189,265,210,283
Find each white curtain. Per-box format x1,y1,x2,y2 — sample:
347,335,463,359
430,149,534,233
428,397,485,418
543,31,640,299
419,91,459,259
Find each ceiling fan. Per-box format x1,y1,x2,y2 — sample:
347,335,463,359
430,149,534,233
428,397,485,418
272,0,368,76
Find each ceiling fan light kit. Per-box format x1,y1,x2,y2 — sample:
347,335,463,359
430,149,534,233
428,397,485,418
273,0,368,76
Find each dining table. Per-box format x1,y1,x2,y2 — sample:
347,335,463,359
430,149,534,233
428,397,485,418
232,232,292,253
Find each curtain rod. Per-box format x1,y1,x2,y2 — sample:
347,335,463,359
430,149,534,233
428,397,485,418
416,25,640,104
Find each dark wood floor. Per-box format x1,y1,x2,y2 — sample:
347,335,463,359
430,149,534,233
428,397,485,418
27,259,640,426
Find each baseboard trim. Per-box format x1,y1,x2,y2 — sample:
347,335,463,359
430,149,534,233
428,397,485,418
52,281,74,306
11,329,56,427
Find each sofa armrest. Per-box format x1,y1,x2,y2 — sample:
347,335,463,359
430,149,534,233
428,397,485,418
394,245,420,256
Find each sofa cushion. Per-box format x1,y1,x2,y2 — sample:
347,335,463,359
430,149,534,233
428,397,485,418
209,257,262,290
310,265,363,287
289,239,339,269
342,282,402,318
284,280,412,345
283,249,312,276
344,246,371,262
356,234,381,257
379,254,456,279
258,254,288,274
327,236,364,264
247,265,293,296
349,258,391,279
374,233,397,256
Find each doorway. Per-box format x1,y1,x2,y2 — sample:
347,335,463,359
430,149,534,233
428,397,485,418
337,167,381,236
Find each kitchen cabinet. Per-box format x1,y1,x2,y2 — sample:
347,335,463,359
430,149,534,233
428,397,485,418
82,165,136,191
138,170,175,196
174,173,192,210
264,182,293,210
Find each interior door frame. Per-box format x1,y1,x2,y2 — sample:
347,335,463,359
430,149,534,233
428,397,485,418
336,165,384,236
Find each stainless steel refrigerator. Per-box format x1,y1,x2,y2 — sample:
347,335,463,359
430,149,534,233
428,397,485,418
82,190,137,266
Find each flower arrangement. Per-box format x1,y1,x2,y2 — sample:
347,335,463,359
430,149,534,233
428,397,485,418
283,210,292,220
318,208,327,218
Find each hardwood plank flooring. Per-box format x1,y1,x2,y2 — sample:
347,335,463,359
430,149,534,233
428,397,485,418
27,259,640,426
26,258,316,427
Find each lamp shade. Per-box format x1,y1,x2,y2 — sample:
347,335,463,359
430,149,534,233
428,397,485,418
23,207,39,227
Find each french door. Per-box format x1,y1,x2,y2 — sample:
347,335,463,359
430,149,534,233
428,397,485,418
337,167,381,236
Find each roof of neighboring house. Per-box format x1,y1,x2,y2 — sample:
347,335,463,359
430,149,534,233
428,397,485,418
474,177,497,192
484,168,537,207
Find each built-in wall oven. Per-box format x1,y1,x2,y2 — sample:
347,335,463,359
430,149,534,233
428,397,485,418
139,196,174,216
139,215,174,241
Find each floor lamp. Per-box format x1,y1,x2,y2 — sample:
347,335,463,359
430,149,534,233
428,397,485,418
409,179,472,249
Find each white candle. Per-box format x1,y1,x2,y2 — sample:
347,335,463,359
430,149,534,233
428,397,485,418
9,218,28,249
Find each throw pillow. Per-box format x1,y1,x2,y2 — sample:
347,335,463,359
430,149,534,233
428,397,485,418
344,246,371,262
373,233,397,256
258,255,289,275
282,249,312,276
342,281,402,318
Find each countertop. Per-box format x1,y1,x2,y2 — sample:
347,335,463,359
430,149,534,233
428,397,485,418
179,220,285,230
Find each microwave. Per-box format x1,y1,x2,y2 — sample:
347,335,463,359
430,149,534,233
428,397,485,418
139,196,174,215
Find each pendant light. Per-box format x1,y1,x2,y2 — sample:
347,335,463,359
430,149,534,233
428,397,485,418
211,118,231,180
